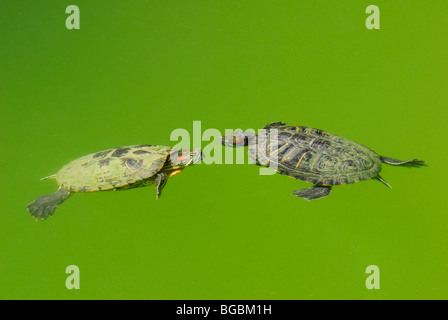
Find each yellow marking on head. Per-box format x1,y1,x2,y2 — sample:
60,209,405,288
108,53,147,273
168,169,183,178
295,151,310,169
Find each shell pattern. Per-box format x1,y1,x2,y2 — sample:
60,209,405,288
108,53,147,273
252,123,382,186
56,145,173,192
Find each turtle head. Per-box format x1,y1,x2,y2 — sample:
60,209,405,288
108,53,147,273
170,148,204,167
190,148,204,165
221,131,257,147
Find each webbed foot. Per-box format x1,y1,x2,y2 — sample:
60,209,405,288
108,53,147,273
293,186,332,200
380,156,427,168
27,188,71,220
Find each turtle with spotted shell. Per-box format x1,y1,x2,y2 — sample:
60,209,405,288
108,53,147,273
27,145,203,220
222,122,426,200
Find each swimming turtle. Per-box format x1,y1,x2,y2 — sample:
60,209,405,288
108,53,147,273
222,122,426,200
27,145,203,220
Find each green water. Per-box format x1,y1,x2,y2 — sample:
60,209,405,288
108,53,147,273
1,1,447,299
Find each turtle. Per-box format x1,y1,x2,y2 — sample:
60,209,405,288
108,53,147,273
27,145,204,220
221,122,426,200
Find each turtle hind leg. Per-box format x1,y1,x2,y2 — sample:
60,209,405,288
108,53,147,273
293,186,332,201
27,188,71,220
380,156,427,168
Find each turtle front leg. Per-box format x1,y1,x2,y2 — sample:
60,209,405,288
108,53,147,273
154,172,168,200
293,186,331,200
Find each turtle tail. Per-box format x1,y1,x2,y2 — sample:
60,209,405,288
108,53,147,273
27,188,71,220
40,174,57,181
380,156,427,168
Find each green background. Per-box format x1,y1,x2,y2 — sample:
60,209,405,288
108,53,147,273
1,0,447,299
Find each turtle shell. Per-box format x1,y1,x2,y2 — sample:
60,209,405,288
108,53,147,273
56,145,173,192
252,122,382,186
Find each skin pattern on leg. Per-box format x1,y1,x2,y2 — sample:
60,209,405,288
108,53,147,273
374,175,392,189
380,156,426,168
293,186,332,201
27,188,72,220
154,172,168,200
